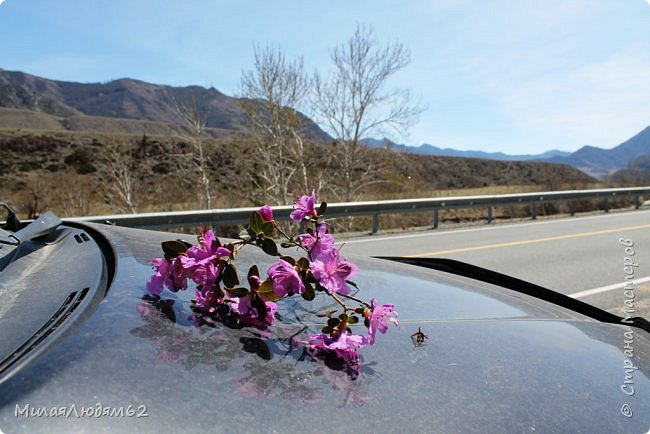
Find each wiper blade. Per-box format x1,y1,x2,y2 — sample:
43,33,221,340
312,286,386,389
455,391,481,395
0,210,63,247
12,212,62,244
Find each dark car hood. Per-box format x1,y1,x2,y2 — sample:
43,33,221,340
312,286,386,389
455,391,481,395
1,223,649,433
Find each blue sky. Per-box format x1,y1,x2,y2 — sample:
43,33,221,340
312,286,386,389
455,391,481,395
0,0,648,154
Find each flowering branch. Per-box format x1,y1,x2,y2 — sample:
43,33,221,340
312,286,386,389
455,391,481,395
146,190,398,376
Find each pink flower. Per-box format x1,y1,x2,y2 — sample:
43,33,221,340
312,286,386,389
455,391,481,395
310,250,357,295
290,190,317,222
230,295,277,326
259,205,274,222
195,285,225,314
268,259,305,296
299,224,335,260
147,257,187,294
367,298,399,345
181,228,230,285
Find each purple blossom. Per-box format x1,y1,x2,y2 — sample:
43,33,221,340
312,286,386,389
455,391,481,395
299,224,335,260
181,228,230,285
146,257,187,295
308,331,367,378
268,259,305,296
367,298,399,345
230,295,277,326
290,190,317,222
194,285,225,314
259,205,274,222
310,250,357,295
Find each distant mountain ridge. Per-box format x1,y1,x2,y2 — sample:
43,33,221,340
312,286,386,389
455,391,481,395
0,68,330,141
543,126,650,177
363,125,650,178
360,138,571,161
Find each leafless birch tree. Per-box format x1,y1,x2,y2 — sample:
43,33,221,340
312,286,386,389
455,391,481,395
174,93,212,209
97,140,139,213
239,44,311,205
312,24,423,202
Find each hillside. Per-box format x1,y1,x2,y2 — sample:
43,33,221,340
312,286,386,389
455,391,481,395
0,131,597,219
0,68,330,141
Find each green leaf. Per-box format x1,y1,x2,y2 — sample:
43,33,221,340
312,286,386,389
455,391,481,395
222,264,240,288
248,265,259,278
226,287,249,297
297,257,310,270
301,282,315,301
261,238,278,256
261,221,274,237
162,240,188,260
238,227,252,242
258,279,283,302
338,313,349,322
348,315,359,324
321,326,333,334
249,211,264,234
327,317,340,327
319,201,327,215
251,294,268,321
280,256,296,266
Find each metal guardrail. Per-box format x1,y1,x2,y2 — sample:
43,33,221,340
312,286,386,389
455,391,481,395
65,187,650,233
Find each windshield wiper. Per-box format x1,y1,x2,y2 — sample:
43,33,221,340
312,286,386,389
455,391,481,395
0,203,61,246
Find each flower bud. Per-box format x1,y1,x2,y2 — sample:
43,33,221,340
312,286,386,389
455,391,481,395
259,205,274,222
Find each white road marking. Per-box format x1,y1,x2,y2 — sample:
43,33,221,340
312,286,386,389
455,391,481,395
569,276,650,299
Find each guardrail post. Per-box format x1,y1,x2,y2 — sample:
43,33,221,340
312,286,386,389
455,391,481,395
604,198,609,213
487,206,493,224
371,213,379,234
432,208,439,229
570,200,577,216
635,195,641,209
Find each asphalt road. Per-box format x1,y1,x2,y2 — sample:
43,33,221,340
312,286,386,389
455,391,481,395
337,209,650,319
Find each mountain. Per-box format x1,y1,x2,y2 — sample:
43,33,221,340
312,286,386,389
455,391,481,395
544,126,650,177
0,68,330,140
364,125,650,179
361,138,571,161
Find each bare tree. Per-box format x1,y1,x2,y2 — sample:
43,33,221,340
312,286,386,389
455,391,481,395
173,93,212,209
239,44,311,205
312,24,423,202
61,174,90,217
97,139,139,214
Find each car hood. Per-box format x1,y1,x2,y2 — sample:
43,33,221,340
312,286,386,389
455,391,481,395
1,223,649,433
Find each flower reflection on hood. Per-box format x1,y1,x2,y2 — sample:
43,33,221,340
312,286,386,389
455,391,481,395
146,257,187,295
367,298,399,345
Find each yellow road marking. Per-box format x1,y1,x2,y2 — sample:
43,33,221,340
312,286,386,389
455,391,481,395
405,224,650,257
